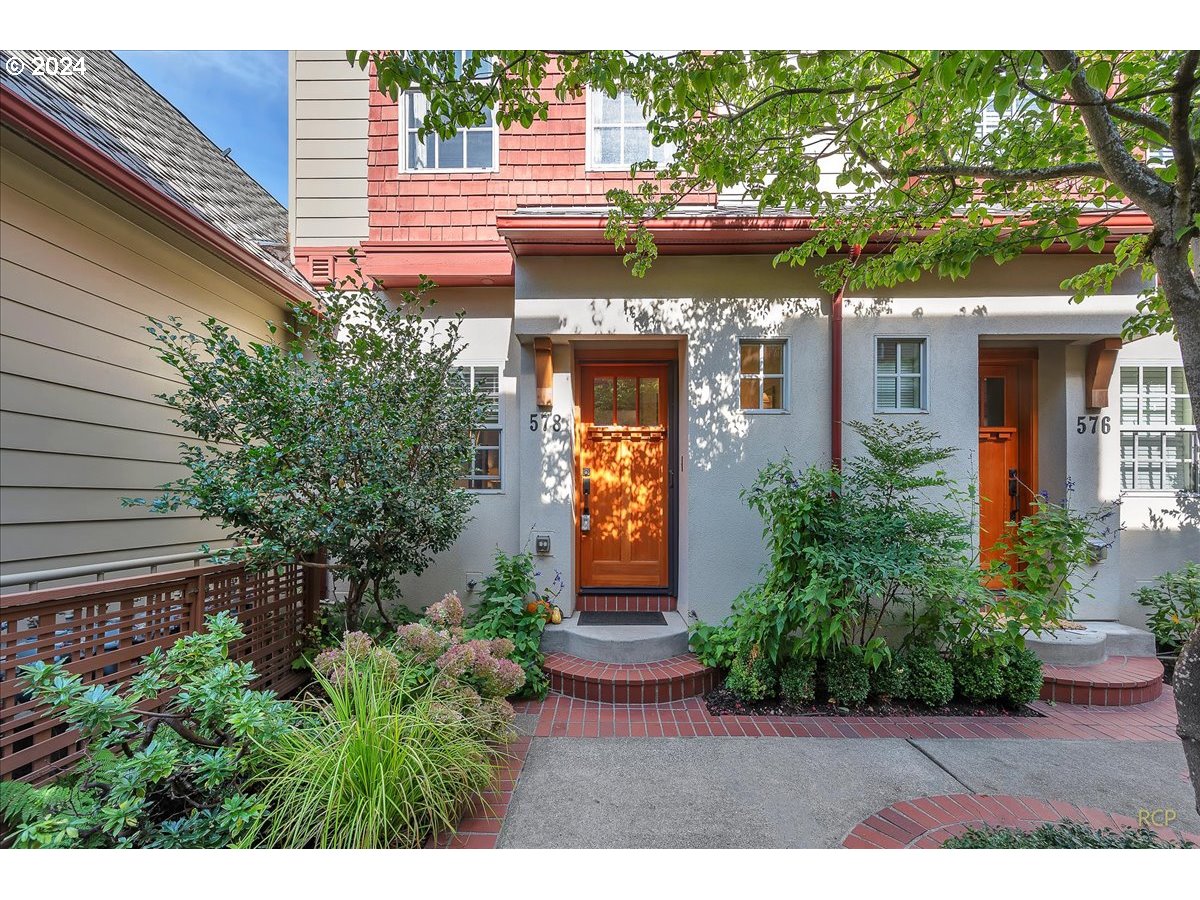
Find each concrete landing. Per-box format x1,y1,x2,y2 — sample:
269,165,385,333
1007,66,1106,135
1026,621,1156,666
541,610,690,663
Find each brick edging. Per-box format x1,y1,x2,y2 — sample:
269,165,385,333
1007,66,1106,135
843,794,1199,849
428,735,532,849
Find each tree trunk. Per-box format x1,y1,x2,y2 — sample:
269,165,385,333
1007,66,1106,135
1175,625,1200,816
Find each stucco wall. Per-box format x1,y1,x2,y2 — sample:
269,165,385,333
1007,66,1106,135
382,252,1192,627
0,142,284,581
1112,333,1199,626
289,51,370,249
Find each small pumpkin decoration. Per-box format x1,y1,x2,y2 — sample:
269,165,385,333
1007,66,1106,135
525,601,540,615
550,605,563,625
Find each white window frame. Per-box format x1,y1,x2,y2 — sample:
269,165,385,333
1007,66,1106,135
584,88,674,172
401,52,499,174
1118,361,1197,494
455,363,504,493
738,338,790,415
874,336,930,414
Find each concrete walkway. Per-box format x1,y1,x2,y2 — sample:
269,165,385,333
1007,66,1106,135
498,737,1197,848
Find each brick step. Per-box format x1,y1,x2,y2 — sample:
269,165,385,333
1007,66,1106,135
543,652,717,704
1040,655,1164,706
575,594,677,613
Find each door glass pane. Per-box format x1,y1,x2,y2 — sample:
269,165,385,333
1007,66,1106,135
740,378,760,410
982,377,1005,426
762,377,783,410
638,377,660,426
616,377,637,426
763,343,784,375
593,378,614,425
740,342,760,375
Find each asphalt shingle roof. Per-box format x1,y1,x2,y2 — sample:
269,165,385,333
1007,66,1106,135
1,50,309,292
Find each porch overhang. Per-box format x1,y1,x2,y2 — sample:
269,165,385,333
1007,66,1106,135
294,241,515,289
495,207,1155,258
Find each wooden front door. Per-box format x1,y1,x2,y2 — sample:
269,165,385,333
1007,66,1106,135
978,349,1038,573
578,363,671,590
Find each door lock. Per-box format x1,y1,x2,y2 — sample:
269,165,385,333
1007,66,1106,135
1008,468,1019,519
581,467,591,533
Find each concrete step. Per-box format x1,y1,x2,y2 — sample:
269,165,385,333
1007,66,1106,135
1076,621,1157,657
1025,621,1157,666
540,610,690,664
543,652,717,704
1040,656,1164,706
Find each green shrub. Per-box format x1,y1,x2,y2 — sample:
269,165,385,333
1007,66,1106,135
689,619,738,669
1001,644,1046,707
5,613,292,848
950,644,1005,703
466,549,549,698
824,653,871,707
942,820,1194,849
1135,562,1200,653
902,646,955,708
726,648,777,701
780,657,817,705
871,655,910,700
244,650,498,848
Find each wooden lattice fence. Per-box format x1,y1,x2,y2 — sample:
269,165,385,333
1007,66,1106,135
0,561,320,783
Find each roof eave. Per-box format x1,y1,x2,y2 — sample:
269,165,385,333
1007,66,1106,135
0,84,314,309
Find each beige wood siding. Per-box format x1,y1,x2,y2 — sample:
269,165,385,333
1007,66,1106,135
0,146,283,579
290,51,369,249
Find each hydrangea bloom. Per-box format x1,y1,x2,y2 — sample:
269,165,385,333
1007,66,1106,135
425,591,465,629
473,653,526,698
486,637,515,659
435,642,477,679
395,622,450,664
341,631,374,660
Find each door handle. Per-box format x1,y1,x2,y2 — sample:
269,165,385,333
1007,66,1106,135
581,468,591,534
1008,468,1019,519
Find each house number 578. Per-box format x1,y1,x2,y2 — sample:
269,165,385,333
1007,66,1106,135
1076,415,1111,435
530,412,567,432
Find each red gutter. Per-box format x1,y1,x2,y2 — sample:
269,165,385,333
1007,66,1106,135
0,84,313,308
831,245,863,472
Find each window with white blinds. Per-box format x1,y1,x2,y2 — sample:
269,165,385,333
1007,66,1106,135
455,365,502,491
875,338,928,413
1119,365,1197,492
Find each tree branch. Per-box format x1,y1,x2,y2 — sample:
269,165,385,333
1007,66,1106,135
1169,51,1199,222
1041,50,1173,218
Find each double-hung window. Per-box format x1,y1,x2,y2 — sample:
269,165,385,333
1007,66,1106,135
875,337,928,413
588,90,674,170
1119,364,1197,491
455,365,502,491
404,51,497,172
739,339,788,412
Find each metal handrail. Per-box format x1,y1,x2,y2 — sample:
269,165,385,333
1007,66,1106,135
0,549,225,591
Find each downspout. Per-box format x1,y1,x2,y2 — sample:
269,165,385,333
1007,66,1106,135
830,245,863,471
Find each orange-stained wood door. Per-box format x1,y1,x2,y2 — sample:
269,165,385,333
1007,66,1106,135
578,364,670,589
978,350,1038,575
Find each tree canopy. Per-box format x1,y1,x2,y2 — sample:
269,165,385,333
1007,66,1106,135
358,50,1198,409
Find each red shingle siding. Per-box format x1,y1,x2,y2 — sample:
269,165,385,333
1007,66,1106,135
367,71,714,244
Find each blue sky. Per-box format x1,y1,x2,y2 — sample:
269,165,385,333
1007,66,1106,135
117,51,289,205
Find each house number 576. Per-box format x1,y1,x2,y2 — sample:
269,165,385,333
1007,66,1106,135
1076,415,1111,435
